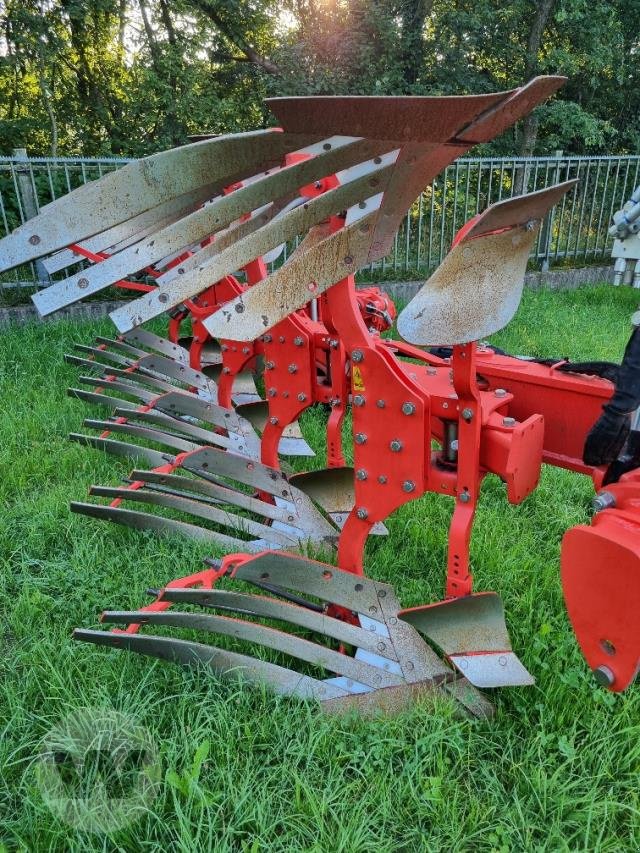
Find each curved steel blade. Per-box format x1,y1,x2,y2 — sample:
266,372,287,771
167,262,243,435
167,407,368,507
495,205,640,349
87,486,302,549
123,329,190,364
36,137,383,319
127,470,301,525
68,434,168,466
400,592,534,688
70,502,249,546
397,181,577,345
235,401,315,457
108,148,395,332
73,629,348,700
154,587,401,661
100,610,404,689
13,130,314,277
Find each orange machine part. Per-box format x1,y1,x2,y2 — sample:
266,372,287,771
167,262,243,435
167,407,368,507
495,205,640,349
561,484,640,691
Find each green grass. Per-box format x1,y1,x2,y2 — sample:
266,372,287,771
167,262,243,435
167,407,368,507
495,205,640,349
2,284,640,851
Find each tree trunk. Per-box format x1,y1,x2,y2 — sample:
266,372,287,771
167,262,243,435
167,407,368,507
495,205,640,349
36,41,58,158
137,0,162,73
185,0,282,75
400,0,434,88
157,0,182,144
118,0,127,56
517,0,557,157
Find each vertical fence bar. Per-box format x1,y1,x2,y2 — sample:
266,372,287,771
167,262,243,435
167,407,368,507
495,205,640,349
586,160,603,256
475,159,483,213
563,158,579,258
427,178,435,272
463,161,471,224
451,162,460,244
404,209,411,271
438,167,448,265
416,191,423,272
594,158,613,258
497,160,505,201
538,159,554,267
553,156,570,262
618,158,632,218
599,157,620,257
573,160,592,259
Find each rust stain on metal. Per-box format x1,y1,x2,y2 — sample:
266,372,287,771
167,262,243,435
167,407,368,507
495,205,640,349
397,181,576,346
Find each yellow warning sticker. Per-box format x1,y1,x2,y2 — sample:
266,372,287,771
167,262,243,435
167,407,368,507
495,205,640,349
352,366,365,392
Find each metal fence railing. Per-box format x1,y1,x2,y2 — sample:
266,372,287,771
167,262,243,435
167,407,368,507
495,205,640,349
2,151,638,289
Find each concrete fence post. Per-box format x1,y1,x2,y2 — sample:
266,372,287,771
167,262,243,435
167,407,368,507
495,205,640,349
11,147,50,286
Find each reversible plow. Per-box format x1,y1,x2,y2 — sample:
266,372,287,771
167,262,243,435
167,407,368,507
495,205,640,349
3,75,640,714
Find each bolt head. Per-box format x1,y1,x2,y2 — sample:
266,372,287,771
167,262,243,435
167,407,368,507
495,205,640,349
269,416,279,425
376,399,386,409
263,334,272,343
222,366,231,374
268,388,277,398
288,364,298,374
297,392,307,402
242,346,250,355
265,361,274,370
592,491,616,513
355,433,367,444
293,336,304,346
356,469,368,481
329,339,339,349
356,507,369,520
459,491,471,503
377,475,388,484
427,366,437,375
494,388,507,398
352,350,364,363
593,665,615,688
402,480,416,493
502,416,516,427
461,407,473,422
390,439,403,452
353,394,365,407
402,401,416,416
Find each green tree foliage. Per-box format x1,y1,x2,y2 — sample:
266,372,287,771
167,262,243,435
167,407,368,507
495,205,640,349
1,0,639,157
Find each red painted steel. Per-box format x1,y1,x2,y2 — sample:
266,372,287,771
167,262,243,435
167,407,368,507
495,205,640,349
562,472,640,691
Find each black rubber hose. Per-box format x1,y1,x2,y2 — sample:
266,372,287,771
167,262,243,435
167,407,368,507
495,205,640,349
584,327,640,466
